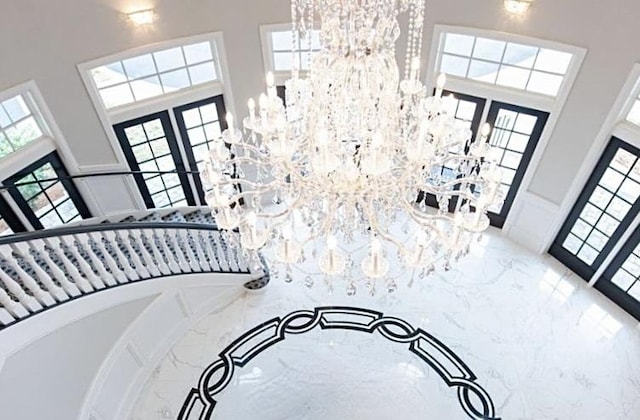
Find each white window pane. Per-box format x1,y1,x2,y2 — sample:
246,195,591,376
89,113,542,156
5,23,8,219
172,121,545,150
618,178,640,203
580,203,602,225
130,76,163,101
200,104,218,123
507,133,529,153
605,197,631,221
0,132,13,157
468,60,499,83
91,62,128,88
143,120,165,139
495,110,518,130
273,52,294,71
599,168,625,192
440,54,469,78
570,218,592,240
577,244,598,265
612,270,636,291
622,254,640,275
300,30,322,50
563,233,582,254
2,95,30,122
513,114,537,135
163,174,181,189
627,100,640,126
153,192,171,208
501,150,522,170
589,186,613,209
527,71,563,96
456,101,476,121
99,84,134,108
586,229,608,251
204,122,221,140
124,125,147,145
0,106,10,128
184,42,213,65
123,54,156,79
610,149,636,174
154,47,186,72
5,117,42,147
472,38,505,62
443,33,474,56
188,62,217,84
500,167,516,184
496,65,530,90
40,211,63,229
534,49,572,74
503,43,538,68
271,31,293,50
187,126,207,145
160,68,191,92
182,108,202,129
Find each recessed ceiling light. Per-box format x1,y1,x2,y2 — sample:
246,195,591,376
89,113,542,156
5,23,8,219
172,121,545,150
127,9,156,26
504,0,533,15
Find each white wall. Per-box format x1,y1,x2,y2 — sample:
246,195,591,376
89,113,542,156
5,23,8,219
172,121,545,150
0,297,154,420
1,0,640,246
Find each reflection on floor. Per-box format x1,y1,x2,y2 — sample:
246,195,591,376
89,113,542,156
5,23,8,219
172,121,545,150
131,230,640,419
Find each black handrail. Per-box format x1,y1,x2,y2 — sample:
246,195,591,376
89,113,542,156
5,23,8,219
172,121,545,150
0,170,202,190
0,220,221,246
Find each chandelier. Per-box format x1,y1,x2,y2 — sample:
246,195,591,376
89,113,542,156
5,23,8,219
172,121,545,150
204,0,503,293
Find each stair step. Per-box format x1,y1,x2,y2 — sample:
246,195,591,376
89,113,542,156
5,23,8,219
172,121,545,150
183,210,214,225
161,211,187,223
138,212,163,223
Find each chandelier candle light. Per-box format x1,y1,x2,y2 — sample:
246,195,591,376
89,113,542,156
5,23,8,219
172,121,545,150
204,0,503,294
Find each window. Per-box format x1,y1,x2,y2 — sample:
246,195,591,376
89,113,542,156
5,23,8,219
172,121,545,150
550,138,640,280
0,93,46,158
89,41,218,109
113,112,195,209
4,152,91,229
437,31,574,97
262,25,322,73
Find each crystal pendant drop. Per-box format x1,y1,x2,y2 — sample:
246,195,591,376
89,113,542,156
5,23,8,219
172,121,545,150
346,282,357,296
304,275,314,289
386,279,397,294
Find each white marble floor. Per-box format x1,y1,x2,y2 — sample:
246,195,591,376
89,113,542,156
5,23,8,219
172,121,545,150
131,230,640,419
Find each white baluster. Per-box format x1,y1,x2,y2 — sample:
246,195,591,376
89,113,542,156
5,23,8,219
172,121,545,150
130,230,160,277
115,231,150,278
60,236,106,290
28,240,81,297
164,229,191,272
0,249,55,307
156,230,181,274
88,233,129,284
192,230,212,271
213,232,234,271
178,230,202,272
144,229,171,275
0,287,29,319
0,266,43,312
74,235,117,287
10,243,69,302
45,237,94,293
102,232,139,281
199,231,221,271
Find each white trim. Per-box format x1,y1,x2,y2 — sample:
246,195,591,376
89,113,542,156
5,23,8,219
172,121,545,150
541,64,640,254
426,25,586,241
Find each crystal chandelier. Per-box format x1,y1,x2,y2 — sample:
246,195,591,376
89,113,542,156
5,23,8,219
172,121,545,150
204,0,503,291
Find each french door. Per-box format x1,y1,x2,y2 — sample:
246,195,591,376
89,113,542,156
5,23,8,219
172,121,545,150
418,91,548,228
113,95,227,209
550,137,640,320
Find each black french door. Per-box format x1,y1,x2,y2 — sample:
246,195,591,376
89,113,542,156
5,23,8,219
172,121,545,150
484,102,549,228
173,95,228,203
0,194,26,235
114,96,229,209
3,151,91,229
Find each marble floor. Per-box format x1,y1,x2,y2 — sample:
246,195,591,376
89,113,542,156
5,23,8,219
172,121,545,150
131,230,640,419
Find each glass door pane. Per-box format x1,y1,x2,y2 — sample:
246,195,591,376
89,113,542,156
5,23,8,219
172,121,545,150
419,91,486,211
4,152,91,229
173,95,228,203
550,137,640,280
113,111,196,209
596,224,640,320
483,102,549,227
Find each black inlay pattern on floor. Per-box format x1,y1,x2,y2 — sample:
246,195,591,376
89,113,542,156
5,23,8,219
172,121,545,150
178,306,500,420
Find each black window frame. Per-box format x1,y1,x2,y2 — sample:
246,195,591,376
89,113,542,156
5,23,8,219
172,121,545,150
3,151,91,230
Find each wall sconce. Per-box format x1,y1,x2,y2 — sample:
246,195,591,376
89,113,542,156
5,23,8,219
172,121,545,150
504,0,533,15
127,9,156,26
